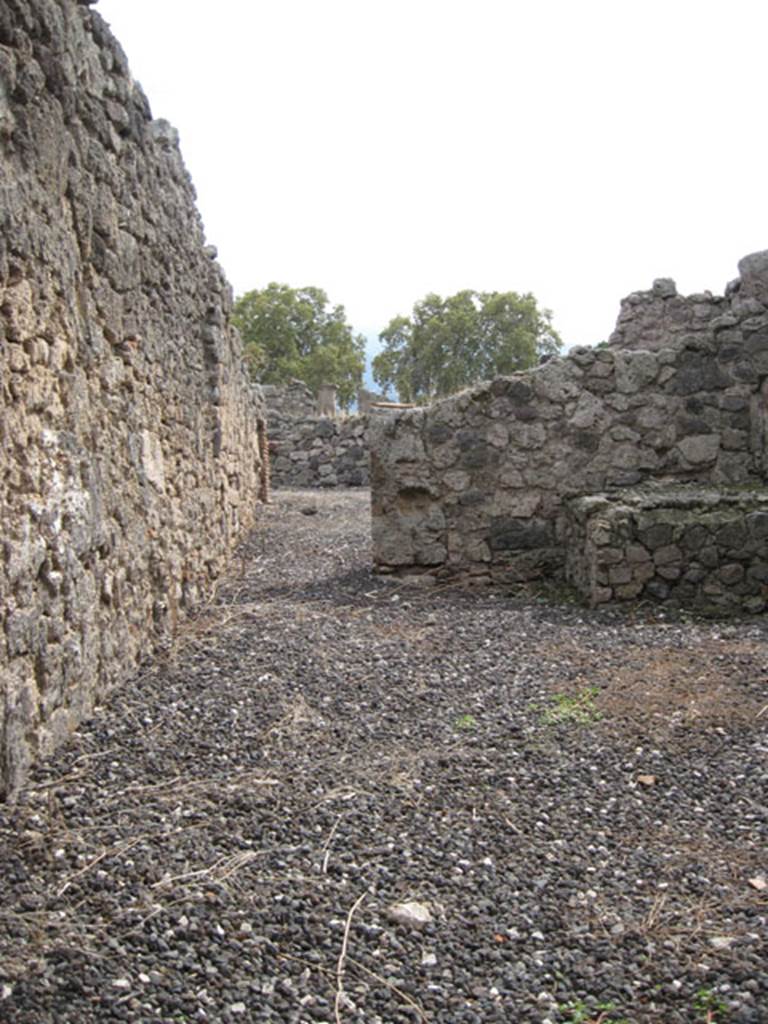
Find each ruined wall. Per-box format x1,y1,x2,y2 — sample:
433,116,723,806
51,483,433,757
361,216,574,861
265,383,369,487
607,278,720,351
370,253,768,586
269,416,369,488
262,380,318,421
0,0,267,797
565,487,768,613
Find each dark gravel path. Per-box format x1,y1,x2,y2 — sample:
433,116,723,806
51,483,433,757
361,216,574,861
1,489,767,1024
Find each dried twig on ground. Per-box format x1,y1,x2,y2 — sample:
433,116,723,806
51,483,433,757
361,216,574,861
321,814,343,874
334,891,367,1023
55,836,143,898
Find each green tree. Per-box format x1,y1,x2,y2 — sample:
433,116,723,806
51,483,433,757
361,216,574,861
232,284,365,410
372,289,561,404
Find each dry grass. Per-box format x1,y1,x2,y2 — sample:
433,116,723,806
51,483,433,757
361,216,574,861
577,825,768,952
535,638,768,734
264,693,326,739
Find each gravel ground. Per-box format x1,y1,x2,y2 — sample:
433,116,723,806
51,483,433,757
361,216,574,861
1,489,767,1024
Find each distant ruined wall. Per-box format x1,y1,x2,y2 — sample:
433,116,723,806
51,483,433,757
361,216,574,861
262,380,318,421
264,383,369,488
0,0,267,796
370,253,768,587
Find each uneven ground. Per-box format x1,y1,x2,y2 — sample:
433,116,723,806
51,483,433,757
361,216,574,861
1,489,767,1024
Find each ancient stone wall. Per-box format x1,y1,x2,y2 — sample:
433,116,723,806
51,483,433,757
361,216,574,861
265,383,369,488
0,0,267,797
262,380,318,421
370,253,768,595
565,487,768,613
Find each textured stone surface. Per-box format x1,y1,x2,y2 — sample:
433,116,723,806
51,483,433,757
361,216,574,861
265,382,371,488
0,0,267,797
370,255,768,589
608,281,722,351
566,487,768,613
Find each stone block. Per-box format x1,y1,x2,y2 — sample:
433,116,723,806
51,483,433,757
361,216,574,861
738,250,768,302
493,490,541,517
614,350,659,394
719,563,745,585
746,511,768,539
639,522,674,550
668,352,729,396
657,565,682,581
645,579,670,600
653,544,682,566
677,434,721,466
626,543,651,563
596,547,624,566
633,561,656,584
444,470,470,491
608,565,633,585
715,520,748,550
489,516,552,552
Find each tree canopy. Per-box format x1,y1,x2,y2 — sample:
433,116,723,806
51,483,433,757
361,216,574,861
232,284,366,410
372,290,562,404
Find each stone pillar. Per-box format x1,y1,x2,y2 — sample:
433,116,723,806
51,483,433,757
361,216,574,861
357,388,373,415
738,250,768,303
317,384,338,418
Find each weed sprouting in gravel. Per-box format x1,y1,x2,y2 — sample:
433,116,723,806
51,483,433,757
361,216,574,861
541,686,602,726
693,986,730,1023
558,998,631,1024
454,713,478,730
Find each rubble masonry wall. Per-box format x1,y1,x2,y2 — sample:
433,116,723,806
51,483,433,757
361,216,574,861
264,381,369,488
0,0,267,796
369,253,768,586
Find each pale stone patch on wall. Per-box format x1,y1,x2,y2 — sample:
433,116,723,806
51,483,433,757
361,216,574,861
316,384,338,419
141,431,166,492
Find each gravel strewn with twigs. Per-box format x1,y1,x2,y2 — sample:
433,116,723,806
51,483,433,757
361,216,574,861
1,489,767,1024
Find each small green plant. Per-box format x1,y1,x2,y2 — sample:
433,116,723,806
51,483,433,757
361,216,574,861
454,713,477,730
558,999,629,1024
542,686,602,726
693,987,729,1023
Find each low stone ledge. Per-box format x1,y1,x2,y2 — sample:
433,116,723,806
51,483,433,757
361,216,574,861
565,486,768,613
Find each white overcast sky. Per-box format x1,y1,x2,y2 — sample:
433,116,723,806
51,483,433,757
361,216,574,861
97,0,766,352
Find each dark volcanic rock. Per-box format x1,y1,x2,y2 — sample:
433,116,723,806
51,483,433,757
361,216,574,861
0,490,766,1024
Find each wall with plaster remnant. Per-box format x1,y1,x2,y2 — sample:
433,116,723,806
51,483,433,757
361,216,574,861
0,0,267,797
370,253,768,591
